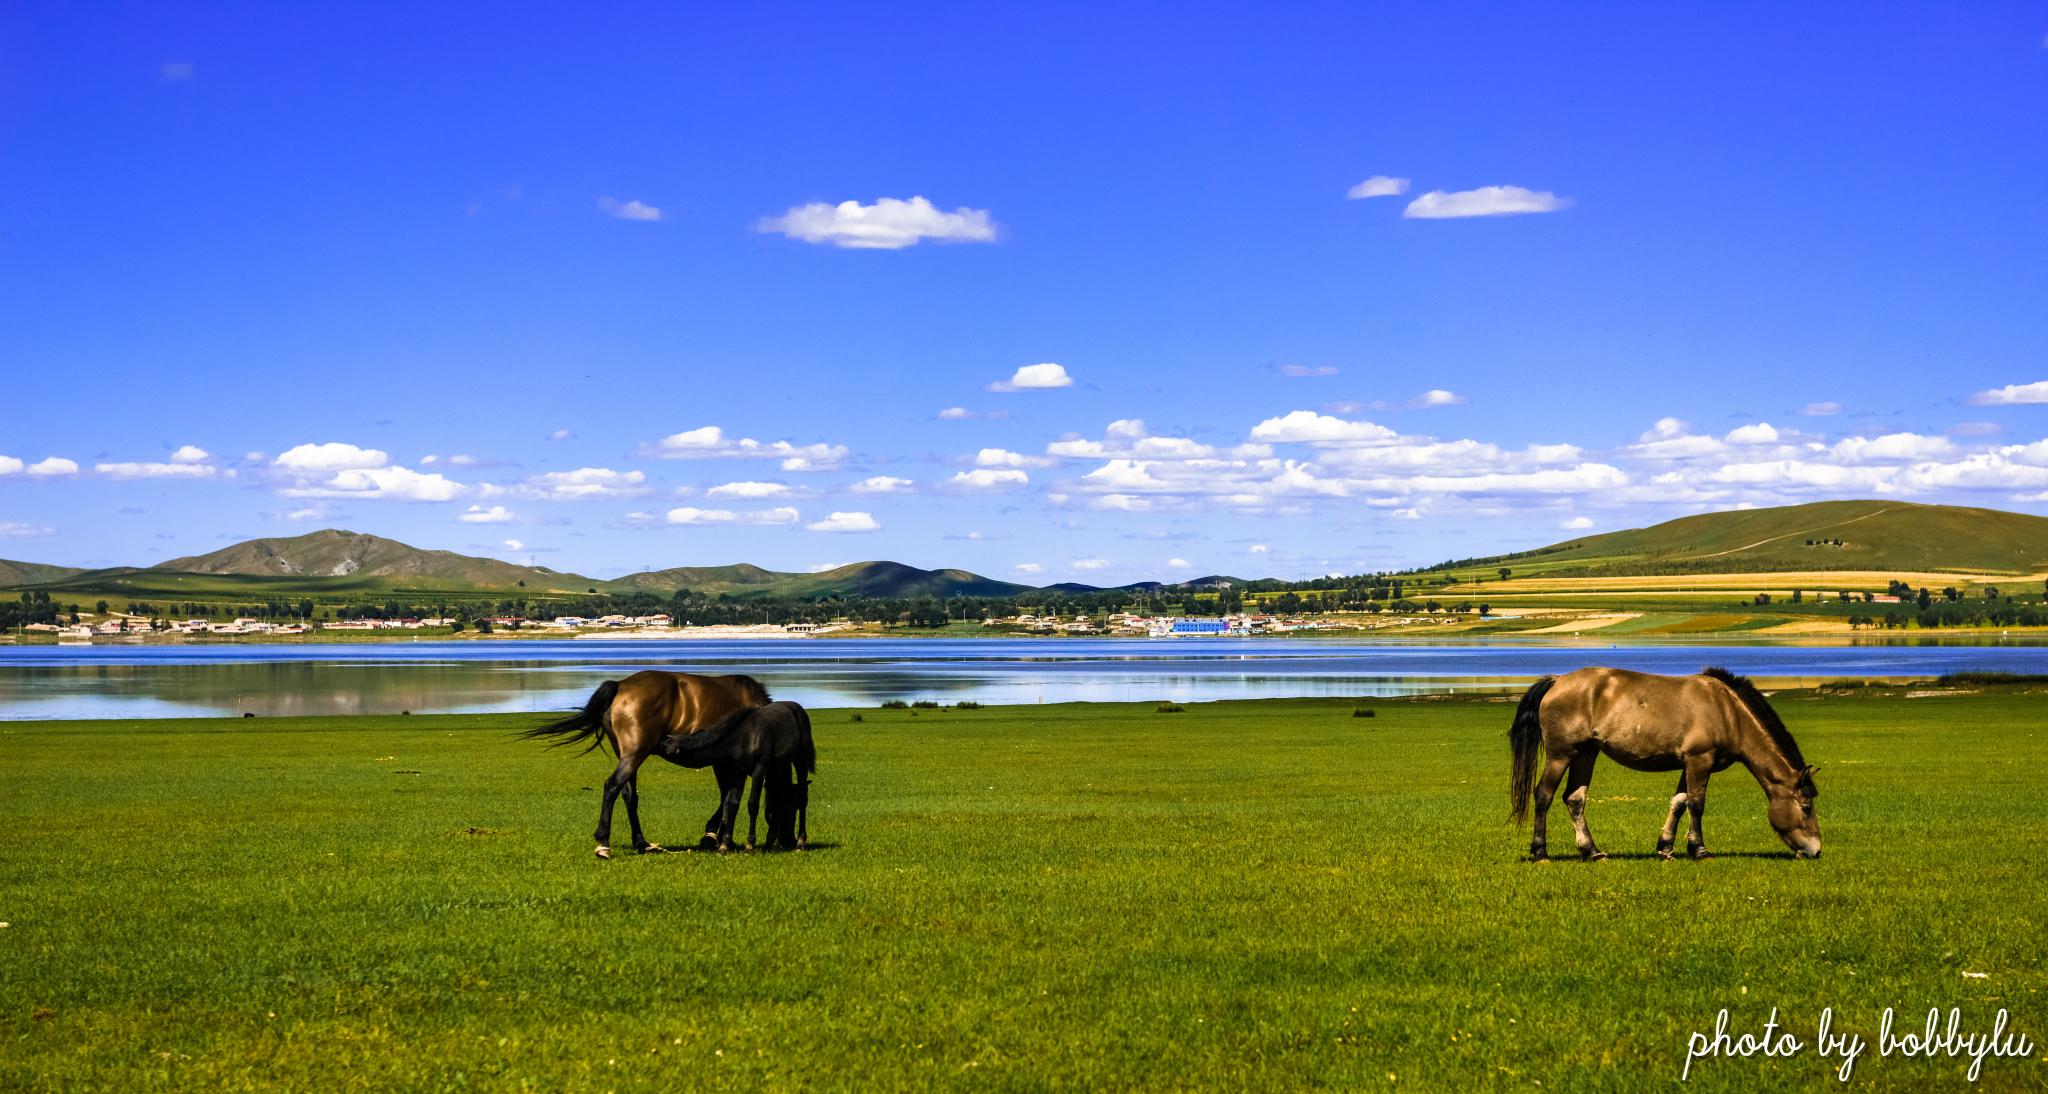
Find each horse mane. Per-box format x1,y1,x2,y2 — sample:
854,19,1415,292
724,673,772,705
1701,666,1807,771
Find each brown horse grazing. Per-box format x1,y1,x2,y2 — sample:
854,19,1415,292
520,671,771,858
1509,666,1821,862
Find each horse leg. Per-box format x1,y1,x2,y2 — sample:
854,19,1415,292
593,748,649,860
715,765,744,854
1655,772,1688,860
795,769,809,850
1529,755,1570,862
622,771,664,854
1563,752,1606,861
1683,757,1715,861
745,762,767,853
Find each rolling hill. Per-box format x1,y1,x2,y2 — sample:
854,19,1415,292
1476,500,2048,578
2,530,1039,600
0,558,89,587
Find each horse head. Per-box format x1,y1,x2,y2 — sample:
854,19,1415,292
1769,764,1822,859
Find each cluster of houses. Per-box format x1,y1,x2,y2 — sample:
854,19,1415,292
982,613,1333,637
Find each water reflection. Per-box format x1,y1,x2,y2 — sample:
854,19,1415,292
1,637,2043,719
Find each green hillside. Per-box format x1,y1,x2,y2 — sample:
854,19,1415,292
0,558,89,587
1494,500,2048,578
603,560,1034,599
2,530,1033,602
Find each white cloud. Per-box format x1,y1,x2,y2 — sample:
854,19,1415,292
0,522,56,537
1391,507,1423,519
1247,411,1401,445
805,511,881,533
758,196,998,249
0,456,22,475
26,458,79,476
1795,402,1844,416
1347,176,1410,199
1277,365,1340,377
1323,390,1470,414
420,454,513,469
277,466,467,502
806,562,847,573
1830,433,1955,462
1249,544,1269,554
1724,423,1782,445
630,426,849,470
502,467,650,501
1946,422,2011,437
263,507,333,522
457,505,523,524
943,468,1030,493
985,363,1074,393
944,531,1013,541
547,430,575,441
706,481,818,499
1403,185,1572,219
1048,419,1266,460
273,443,388,472
1964,381,2048,406
502,539,524,551
1561,516,1594,529
1013,563,1044,574
1070,558,1110,570
95,461,220,480
937,407,1011,420
168,445,211,463
974,448,1060,470
1165,557,1192,568
598,197,662,221
846,476,918,495
633,506,803,527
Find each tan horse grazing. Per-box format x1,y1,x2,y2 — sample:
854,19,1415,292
521,671,771,858
1509,667,1821,862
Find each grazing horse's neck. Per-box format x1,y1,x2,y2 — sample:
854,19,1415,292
1735,716,1802,792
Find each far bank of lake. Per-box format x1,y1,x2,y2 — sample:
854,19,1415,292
1,636,2043,721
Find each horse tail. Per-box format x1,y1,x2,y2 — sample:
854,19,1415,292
1509,675,1556,827
790,704,813,846
518,679,621,757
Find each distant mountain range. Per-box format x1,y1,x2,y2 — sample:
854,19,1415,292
0,528,1238,600
6,499,2041,602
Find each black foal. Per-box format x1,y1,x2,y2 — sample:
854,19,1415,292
662,700,815,853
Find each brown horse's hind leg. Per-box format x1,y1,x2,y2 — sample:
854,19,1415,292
595,749,654,858
1655,772,1688,860
1563,752,1606,861
1529,755,1571,862
1683,756,1715,860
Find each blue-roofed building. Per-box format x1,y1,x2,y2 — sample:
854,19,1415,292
1147,617,1247,637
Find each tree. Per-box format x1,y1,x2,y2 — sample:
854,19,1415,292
1478,603,1491,618
1498,568,1512,581
95,600,109,615
1917,588,1932,610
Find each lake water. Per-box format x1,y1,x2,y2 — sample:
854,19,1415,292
2,636,2045,720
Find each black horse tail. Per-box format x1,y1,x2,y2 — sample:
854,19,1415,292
518,679,621,757
1509,675,1556,827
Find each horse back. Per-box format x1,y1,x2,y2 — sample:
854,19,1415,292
1541,667,1749,770
610,670,773,753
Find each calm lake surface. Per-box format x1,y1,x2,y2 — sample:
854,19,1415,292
3,636,2045,720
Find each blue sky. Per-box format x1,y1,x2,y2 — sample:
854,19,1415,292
3,3,2045,584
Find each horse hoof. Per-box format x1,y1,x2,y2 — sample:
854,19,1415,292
1533,857,1551,864
1587,851,1609,862
1693,850,1714,862
1657,851,1676,862
638,843,666,855
594,845,611,860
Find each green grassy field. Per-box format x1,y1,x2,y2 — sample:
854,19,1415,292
3,693,2044,1092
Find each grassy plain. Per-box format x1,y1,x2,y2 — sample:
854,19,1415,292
2,694,2044,1092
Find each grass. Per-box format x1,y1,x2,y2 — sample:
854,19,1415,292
2,694,2045,1092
